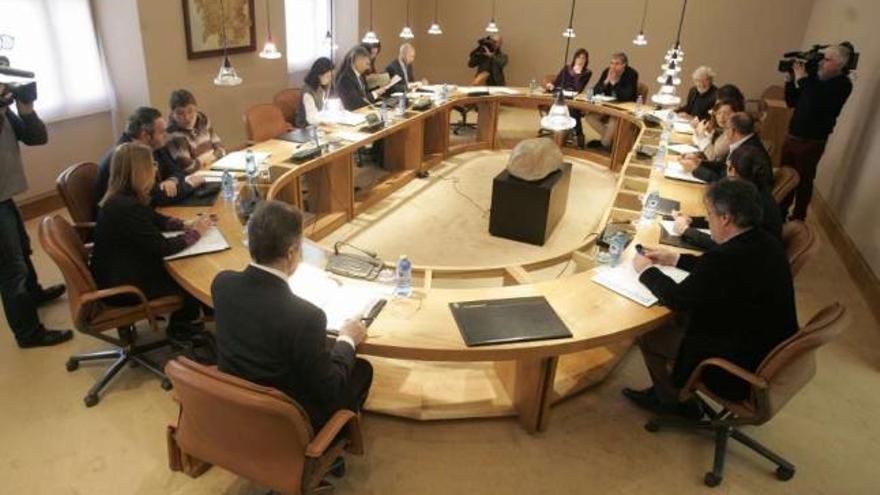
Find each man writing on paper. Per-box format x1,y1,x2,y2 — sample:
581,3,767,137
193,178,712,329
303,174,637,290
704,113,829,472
623,179,797,417
337,45,400,111
385,43,427,95
213,201,373,431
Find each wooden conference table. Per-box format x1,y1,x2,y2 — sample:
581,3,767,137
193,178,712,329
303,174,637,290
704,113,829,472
163,90,706,433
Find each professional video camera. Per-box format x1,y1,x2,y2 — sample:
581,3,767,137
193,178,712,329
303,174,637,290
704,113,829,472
0,33,38,105
476,36,498,54
777,41,859,75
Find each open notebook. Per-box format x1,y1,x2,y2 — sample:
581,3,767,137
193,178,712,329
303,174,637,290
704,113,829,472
163,227,230,261
210,151,271,172
288,263,390,332
592,263,690,307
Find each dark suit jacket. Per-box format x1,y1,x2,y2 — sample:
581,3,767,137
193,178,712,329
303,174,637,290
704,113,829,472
213,265,357,429
95,133,194,207
639,228,798,401
594,66,639,102
385,59,415,95
693,134,770,183
90,193,190,302
676,85,718,121
336,67,374,111
682,187,783,250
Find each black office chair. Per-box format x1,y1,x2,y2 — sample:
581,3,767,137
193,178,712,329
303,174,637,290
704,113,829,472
451,72,489,136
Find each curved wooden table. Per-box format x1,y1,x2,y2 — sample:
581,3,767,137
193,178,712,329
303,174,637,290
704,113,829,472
164,92,705,432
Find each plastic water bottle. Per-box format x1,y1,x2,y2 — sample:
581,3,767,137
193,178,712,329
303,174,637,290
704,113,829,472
395,255,413,297
585,87,594,102
642,190,660,222
245,149,257,184
221,169,235,201
529,78,538,95
380,100,389,124
396,94,407,116
608,232,626,267
653,142,668,171
635,95,645,117
441,83,449,103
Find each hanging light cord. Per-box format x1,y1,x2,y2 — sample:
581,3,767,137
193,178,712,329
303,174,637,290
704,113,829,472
639,0,648,33
563,0,576,64
219,0,228,52
369,0,374,30
674,0,688,46
265,0,272,38
406,0,410,25
491,0,496,21
434,0,439,23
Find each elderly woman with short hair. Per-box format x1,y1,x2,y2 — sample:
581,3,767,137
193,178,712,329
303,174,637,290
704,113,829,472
676,65,718,120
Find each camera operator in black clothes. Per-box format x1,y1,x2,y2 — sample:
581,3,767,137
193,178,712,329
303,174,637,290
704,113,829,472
779,43,855,221
468,34,507,86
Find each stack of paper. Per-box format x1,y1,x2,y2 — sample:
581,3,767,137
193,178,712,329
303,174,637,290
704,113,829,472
592,263,690,307
333,130,372,143
668,143,701,155
592,94,616,103
659,220,711,237
211,151,271,171
288,263,391,332
163,227,230,261
664,161,707,184
673,122,695,134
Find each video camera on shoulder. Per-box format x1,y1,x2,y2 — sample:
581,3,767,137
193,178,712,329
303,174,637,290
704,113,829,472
0,55,38,106
777,41,859,75
477,36,497,54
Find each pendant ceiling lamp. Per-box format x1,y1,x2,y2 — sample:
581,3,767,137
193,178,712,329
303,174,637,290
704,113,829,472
362,0,379,44
399,0,415,39
541,0,577,132
651,0,689,107
428,0,443,35
214,0,242,86
633,0,648,46
258,0,282,59
485,0,499,33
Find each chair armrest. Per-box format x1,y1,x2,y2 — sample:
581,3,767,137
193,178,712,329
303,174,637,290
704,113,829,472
78,285,159,332
73,221,96,231
305,410,360,458
680,357,768,401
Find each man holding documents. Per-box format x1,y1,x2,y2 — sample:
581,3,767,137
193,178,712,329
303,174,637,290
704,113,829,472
213,201,373,430
623,179,797,417
681,112,769,183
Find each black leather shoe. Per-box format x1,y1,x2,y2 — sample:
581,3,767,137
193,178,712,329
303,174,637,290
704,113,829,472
622,386,662,411
18,329,74,348
33,284,66,306
623,386,704,420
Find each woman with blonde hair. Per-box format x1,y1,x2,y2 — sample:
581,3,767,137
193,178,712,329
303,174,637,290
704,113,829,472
91,142,211,339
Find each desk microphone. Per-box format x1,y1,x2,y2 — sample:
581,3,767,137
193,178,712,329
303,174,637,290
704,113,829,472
333,241,377,259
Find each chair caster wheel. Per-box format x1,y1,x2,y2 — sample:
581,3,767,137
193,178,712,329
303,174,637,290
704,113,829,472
161,379,173,391
776,466,795,481
84,394,99,407
644,421,659,433
66,359,79,372
704,472,722,487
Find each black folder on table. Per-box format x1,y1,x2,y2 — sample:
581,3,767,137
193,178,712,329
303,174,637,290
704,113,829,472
172,183,221,207
658,227,708,252
449,296,572,347
657,197,681,216
277,128,312,144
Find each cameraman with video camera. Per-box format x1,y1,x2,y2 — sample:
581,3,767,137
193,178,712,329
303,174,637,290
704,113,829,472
780,42,855,221
0,81,72,348
468,34,508,86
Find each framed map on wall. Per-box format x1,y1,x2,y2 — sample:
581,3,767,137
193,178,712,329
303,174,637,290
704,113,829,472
182,0,256,59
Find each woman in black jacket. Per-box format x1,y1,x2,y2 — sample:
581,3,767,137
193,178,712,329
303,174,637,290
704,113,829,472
545,48,592,147
90,142,211,336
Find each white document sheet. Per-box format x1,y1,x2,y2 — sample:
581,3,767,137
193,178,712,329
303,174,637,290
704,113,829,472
592,94,616,102
592,263,690,307
163,227,230,261
673,122,695,134
333,130,372,143
288,263,391,332
659,220,711,237
668,143,701,155
664,161,707,184
210,151,271,171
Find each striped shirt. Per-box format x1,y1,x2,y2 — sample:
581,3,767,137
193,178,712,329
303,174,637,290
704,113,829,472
167,112,225,174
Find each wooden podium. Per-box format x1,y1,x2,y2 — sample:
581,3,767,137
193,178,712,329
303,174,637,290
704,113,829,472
489,162,572,245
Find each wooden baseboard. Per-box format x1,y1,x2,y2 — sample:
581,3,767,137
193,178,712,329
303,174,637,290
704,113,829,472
811,192,880,325
18,191,64,221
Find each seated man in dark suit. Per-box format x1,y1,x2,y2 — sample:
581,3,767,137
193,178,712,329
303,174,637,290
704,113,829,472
213,200,373,430
585,52,639,150
385,43,423,95
94,107,204,207
336,45,390,111
624,178,798,417
682,111,770,183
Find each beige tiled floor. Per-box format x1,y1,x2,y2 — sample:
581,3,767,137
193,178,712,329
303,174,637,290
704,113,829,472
2,145,879,494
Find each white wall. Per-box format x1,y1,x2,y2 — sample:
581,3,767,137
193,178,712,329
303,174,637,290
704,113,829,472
800,0,880,275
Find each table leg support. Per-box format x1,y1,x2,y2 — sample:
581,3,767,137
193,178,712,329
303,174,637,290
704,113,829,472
495,356,559,433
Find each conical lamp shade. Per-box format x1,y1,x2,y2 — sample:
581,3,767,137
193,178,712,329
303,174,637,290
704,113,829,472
362,31,379,44
428,23,443,35
259,36,282,59
633,32,647,46
399,26,414,39
214,55,242,86
540,91,576,131
485,20,499,33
